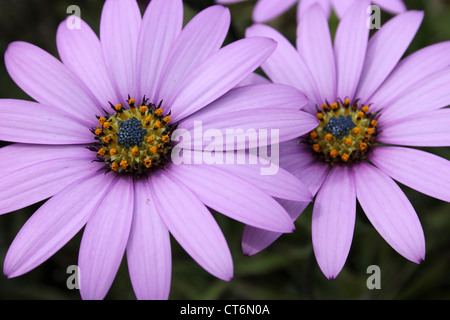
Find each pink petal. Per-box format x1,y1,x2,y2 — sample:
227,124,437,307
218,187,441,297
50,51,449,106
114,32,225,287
242,200,309,256
253,0,297,23
4,172,114,278
368,42,450,113
279,141,316,173
297,4,337,104
181,83,308,125
245,24,321,111
5,42,100,123
149,171,233,281
56,18,120,107
235,73,271,88
169,37,277,122
242,160,329,256
377,67,450,125
216,0,246,3
127,179,171,300
79,176,134,300
299,0,331,19
169,163,296,232
179,108,318,150
0,152,102,216
136,0,183,101
330,0,355,18
100,0,142,100
212,151,313,202
370,146,450,202
378,109,450,147
0,99,93,144
157,5,230,105
334,0,370,101
356,11,424,102
352,162,426,263
312,166,356,279
373,0,407,14
0,144,92,178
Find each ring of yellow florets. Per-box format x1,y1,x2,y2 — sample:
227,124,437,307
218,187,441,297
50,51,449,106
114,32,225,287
89,97,175,177
308,98,379,166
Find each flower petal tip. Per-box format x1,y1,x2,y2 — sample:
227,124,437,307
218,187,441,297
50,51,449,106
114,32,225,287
3,261,21,279
224,275,234,282
242,244,260,257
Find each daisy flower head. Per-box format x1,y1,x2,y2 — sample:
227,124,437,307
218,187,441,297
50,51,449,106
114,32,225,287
216,0,406,23
244,1,450,279
0,0,319,299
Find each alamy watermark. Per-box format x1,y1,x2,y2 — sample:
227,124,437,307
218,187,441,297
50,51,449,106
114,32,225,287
366,265,381,290
66,5,81,30
171,122,280,176
66,264,382,291
367,5,381,30
66,265,80,290
66,5,382,30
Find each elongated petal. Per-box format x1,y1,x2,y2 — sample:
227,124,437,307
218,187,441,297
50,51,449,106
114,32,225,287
369,42,450,113
169,164,296,232
149,171,233,281
56,18,120,106
235,73,271,88
242,200,309,256
5,42,100,123
299,0,331,18
100,0,141,100
179,108,318,150
356,11,424,102
127,179,171,300
210,151,313,202
0,99,93,144
377,68,450,124
312,166,356,279
4,172,114,278
0,156,103,215
370,147,450,202
291,160,330,197
180,83,308,126
297,4,337,104
242,160,329,256
373,0,407,14
0,144,92,176
136,0,183,100
334,0,370,101
353,162,426,263
206,82,308,113
157,5,230,105
330,0,355,18
378,109,450,147
79,176,134,300
253,0,297,23
216,0,246,3
279,141,316,173
245,24,321,110
169,37,277,122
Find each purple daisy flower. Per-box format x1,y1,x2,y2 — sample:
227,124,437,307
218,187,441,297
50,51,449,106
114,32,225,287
216,0,406,23
0,0,318,299
243,1,450,279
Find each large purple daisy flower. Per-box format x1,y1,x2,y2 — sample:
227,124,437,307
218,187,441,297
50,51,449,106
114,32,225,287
243,1,450,278
216,0,406,23
0,0,318,299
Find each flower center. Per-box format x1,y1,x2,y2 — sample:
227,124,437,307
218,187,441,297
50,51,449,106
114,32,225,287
90,97,174,177
308,99,379,166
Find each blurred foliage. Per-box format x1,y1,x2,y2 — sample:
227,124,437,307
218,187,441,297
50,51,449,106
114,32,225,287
0,0,449,300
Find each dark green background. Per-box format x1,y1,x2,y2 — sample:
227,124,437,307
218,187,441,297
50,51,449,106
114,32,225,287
0,0,449,300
